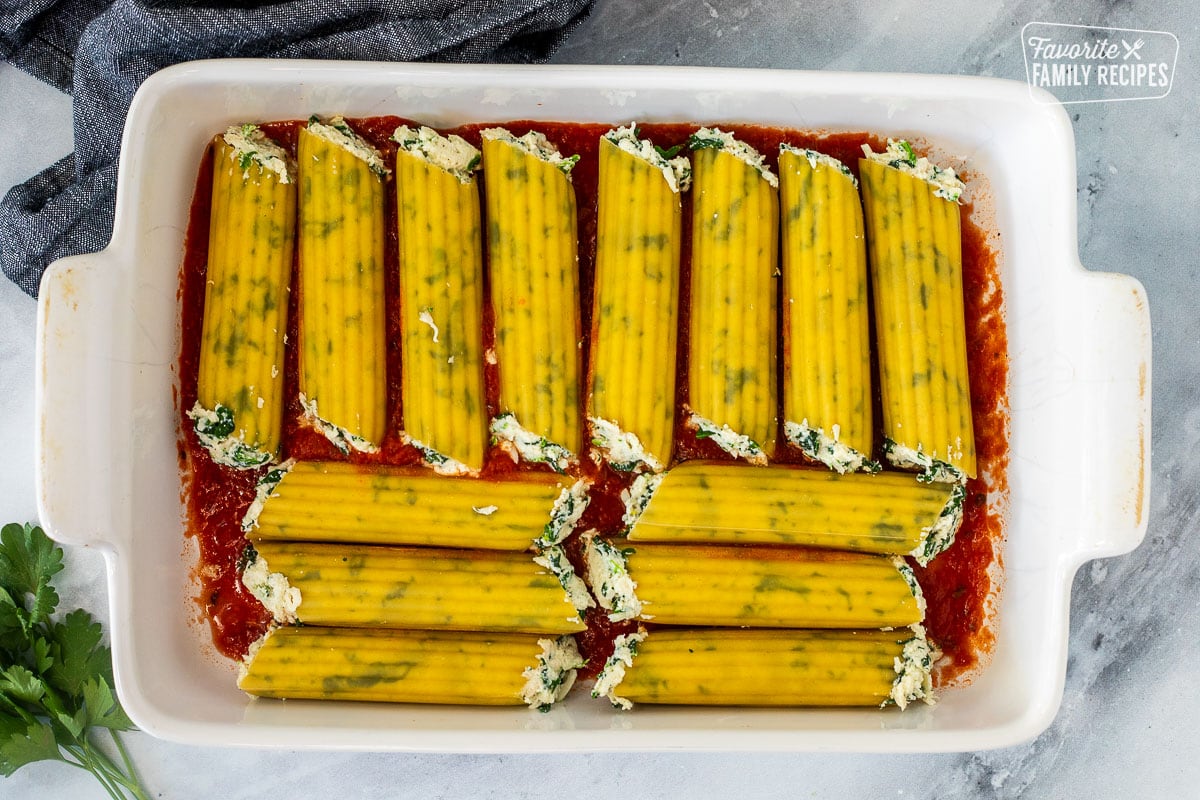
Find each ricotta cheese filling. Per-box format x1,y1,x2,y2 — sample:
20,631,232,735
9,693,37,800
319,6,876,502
583,533,645,623
779,143,856,186
784,419,880,474
238,631,269,683
187,401,273,469
406,436,472,477
222,124,293,183
239,546,302,625
393,124,480,184
892,557,928,618
882,437,966,485
241,459,295,531
862,139,965,203
589,416,663,474
307,115,389,177
603,123,692,193
620,472,663,528
592,630,647,711
689,412,767,465
299,392,379,455
887,625,936,710
911,482,967,567
480,127,579,175
520,635,585,711
417,308,440,343
490,412,573,473
472,505,499,516
689,127,778,187
532,544,596,618
535,480,590,549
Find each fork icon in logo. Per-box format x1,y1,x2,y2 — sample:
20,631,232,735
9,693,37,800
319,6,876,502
1121,38,1145,60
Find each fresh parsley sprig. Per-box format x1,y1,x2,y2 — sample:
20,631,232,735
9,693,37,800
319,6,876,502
0,523,148,799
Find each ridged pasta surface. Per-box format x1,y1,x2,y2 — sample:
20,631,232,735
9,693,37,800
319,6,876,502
688,147,778,459
859,159,976,477
779,149,873,466
198,137,296,456
396,149,487,471
483,136,582,456
253,541,583,634
589,138,683,469
296,127,388,448
628,461,955,553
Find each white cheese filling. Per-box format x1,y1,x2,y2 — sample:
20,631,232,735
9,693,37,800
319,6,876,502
535,480,590,549
187,401,273,469
241,459,295,531
589,416,663,474
472,505,499,516
888,625,936,710
480,127,579,175
784,419,880,474
532,544,596,618
620,472,663,528
406,436,473,477
520,635,585,711
417,308,440,342
592,631,647,711
490,412,573,473
779,143,856,186
299,393,379,455
892,557,928,618
883,437,966,485
690,126,778,187
240,547,302,625
222,124,293,183
238,631,269,683
862,139,965,203
911,482,967,567
307,115,389,176
393,124,480,184
603,123,692,193
583,533,645,623
689,412,767,465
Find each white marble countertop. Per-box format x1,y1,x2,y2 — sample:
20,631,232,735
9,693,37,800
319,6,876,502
2,1,1197,797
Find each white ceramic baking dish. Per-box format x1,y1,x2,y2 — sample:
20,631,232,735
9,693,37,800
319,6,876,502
34,60,1150,752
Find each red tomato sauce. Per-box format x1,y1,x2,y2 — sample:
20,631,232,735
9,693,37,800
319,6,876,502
179,119,1007,686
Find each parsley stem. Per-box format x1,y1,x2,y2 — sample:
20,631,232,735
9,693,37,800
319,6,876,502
110,729,143,795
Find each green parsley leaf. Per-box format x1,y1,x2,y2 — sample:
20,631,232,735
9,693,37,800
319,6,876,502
0,524,149,797
46,609,109,697
0,523,63,628
0,721,60,777
82,677,133,732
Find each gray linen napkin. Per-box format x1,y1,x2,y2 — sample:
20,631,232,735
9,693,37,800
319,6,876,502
0,0,593,297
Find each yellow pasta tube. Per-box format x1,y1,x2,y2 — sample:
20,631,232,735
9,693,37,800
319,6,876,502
482,129,582,472
243,541,589,634
242,460,589,552
778,145,877,474
190,126,295,469
686,129,778,464
588,124,691,473
239,627,584,709
623,461,964,565
296,116,388,454
394,125,487,474
860,140,975,482
592,628,933,710
582,535,923,629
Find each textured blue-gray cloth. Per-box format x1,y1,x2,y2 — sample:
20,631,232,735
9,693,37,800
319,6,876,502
0,0,593,297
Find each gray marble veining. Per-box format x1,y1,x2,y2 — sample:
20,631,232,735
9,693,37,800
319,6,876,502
2,0,1197,797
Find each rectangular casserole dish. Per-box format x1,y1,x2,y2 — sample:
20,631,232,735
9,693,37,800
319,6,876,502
34,60,1150,752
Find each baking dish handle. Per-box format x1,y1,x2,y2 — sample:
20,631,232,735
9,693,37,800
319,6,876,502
1063,269,1151,561
35,251,122,551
